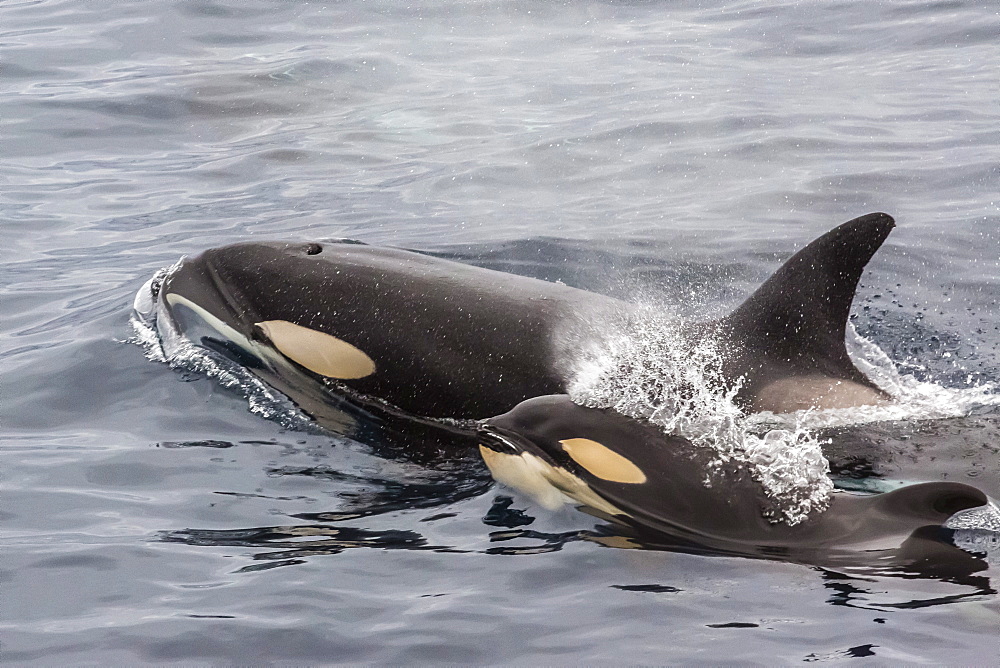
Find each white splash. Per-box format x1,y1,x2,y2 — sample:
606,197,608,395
127,265,315,432
566,306,833,526
947,500,1000,532
948,501,1000,568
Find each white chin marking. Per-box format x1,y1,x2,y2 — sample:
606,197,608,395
255,320,376,380
478,445,626,517
164,293,254,352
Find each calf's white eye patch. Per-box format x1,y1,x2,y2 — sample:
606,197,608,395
255,320,376,379
559,438,647,484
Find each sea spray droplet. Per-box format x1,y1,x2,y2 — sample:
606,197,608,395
946,501,1000,532
566,306,832,525
742,426,832,524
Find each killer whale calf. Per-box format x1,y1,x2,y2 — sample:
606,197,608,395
146,212,895,428
480,394,990,571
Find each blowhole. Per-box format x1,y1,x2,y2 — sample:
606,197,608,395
304,243,323,255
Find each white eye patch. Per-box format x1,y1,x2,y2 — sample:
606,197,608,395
559,438,647,484
255,320,376,380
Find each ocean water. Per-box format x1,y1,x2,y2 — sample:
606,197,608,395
3,0,1000,663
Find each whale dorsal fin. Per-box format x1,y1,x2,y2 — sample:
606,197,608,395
720,213,895,387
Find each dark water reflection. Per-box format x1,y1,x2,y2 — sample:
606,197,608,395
160,498,996,595
150,408,995,594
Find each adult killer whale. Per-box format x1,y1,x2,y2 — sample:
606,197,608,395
147,212,894,428
480,394,990,572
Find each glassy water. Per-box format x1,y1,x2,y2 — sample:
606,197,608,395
3,0,999,662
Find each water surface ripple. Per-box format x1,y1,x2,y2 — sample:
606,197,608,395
3,0,999,663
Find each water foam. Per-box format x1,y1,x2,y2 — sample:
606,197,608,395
947,501,1000,532
948,501,1000,566
566,305,833,525
128,265,316,432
